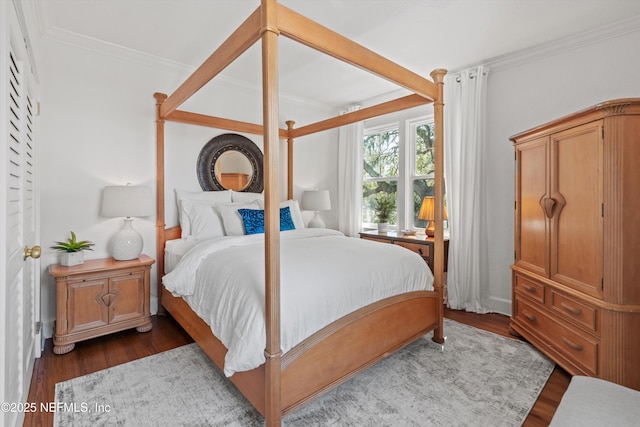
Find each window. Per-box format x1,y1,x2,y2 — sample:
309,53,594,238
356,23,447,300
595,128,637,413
411,121,436,229
362,126,399,227
362,116,438,230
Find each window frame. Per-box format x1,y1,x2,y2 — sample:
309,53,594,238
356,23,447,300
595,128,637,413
407,115,436,230
361,122,401,229
361,114,436,231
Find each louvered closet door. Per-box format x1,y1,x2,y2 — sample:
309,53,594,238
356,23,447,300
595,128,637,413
1,4,40,427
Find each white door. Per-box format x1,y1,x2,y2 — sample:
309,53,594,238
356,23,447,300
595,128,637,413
1,2,41,427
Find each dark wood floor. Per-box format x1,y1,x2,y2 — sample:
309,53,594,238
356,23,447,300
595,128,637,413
24,309,570,426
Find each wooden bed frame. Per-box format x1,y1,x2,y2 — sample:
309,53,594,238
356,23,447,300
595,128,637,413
153,1,447,426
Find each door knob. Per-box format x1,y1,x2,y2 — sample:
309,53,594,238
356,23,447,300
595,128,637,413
24,245,42,260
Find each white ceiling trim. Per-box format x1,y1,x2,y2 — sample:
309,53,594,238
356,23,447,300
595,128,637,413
357,15,640,110
42,25,334,111
483,14,640,73
35,1,336,112
33,2,640,110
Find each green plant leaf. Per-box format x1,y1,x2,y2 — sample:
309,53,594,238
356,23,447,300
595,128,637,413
50,231,95,253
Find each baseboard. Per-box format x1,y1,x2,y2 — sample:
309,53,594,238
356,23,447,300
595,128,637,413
42,319,55,340
489,296,512,317
151,294,158,315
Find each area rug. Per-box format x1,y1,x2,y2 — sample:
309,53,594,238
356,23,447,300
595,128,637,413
54,319,554,426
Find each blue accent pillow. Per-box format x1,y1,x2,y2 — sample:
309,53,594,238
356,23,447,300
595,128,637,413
238,207,295,235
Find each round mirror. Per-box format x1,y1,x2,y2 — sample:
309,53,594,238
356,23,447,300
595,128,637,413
215,151,254,191
197,133,264,193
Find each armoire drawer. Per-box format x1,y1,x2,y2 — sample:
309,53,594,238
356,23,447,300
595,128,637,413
514,274,545,304
550,290,599,335
514,296,598,375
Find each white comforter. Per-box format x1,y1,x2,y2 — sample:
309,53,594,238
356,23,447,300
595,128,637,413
163,228,433,376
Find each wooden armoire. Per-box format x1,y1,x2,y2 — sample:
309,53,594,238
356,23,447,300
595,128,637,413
509,98,640,390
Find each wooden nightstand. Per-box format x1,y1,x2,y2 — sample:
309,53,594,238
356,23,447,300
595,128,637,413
359,230,449,273
49,254,155,354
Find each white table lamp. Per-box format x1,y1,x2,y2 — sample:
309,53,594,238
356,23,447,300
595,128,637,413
101,185,153,260
301,190,331,228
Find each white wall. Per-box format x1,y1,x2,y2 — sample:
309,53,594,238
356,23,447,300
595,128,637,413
36,15,640,336
484,25,640,314
38,38,336,337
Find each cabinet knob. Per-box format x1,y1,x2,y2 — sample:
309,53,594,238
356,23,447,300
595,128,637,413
24,245,42,260
522,310,537,322
562,337,584,352
560,302,582,316
540,197,556,218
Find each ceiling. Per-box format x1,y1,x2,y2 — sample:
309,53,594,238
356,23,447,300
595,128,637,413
35,0,640,109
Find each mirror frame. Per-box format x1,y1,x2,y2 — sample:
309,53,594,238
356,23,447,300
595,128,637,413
197,133,264,193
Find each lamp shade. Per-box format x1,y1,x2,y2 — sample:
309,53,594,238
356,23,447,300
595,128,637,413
418,196,435,221
101,185,153,261
101,185,153,218
418,196,447,237
301,190,331,211
418,196,448,221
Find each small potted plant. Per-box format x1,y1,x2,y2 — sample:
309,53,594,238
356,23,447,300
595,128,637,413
373,193,396,232
51,231,95,266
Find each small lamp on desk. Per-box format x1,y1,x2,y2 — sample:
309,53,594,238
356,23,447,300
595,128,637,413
101,184,153,260
418,196,448,237
301,189,331,228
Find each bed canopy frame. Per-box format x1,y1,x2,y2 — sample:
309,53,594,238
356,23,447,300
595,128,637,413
153,1,446,426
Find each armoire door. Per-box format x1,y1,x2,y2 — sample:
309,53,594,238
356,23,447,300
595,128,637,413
1,2,41,427
514,136,549,278
549,121,603,299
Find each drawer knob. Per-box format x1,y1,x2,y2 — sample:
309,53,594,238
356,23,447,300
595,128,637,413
418,248,423,255
560,302,582,316
524,285,536,293
522,310,537,322
562,337,584,352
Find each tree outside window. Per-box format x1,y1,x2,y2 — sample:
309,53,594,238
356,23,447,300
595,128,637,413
362,127,398,226
412,122,436,228
361,118,440,230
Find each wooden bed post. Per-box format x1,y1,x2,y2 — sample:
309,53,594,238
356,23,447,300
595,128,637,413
261,0,282,426
153,2,447,422
286,120,295,200
430,69,447,344
154,92,168,315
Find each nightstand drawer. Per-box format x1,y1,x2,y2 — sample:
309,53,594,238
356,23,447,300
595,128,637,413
394,241,429,258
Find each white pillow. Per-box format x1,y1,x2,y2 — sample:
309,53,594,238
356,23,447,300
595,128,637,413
231,191,264,204
280,199,304,230
182,200,225,240
217,201,261,236
175,189,232,236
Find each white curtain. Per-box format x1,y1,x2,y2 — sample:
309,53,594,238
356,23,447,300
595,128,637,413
444,66,492,313
338,105,363,237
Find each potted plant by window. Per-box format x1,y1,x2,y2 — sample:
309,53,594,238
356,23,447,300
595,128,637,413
373,193,396,232
50,231,95,266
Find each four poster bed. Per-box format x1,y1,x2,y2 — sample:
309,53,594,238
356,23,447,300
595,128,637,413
153,1,447,426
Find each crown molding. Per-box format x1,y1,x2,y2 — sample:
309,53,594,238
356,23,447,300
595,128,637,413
481,14,640,73
34,1,640,109
35,2,331,111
